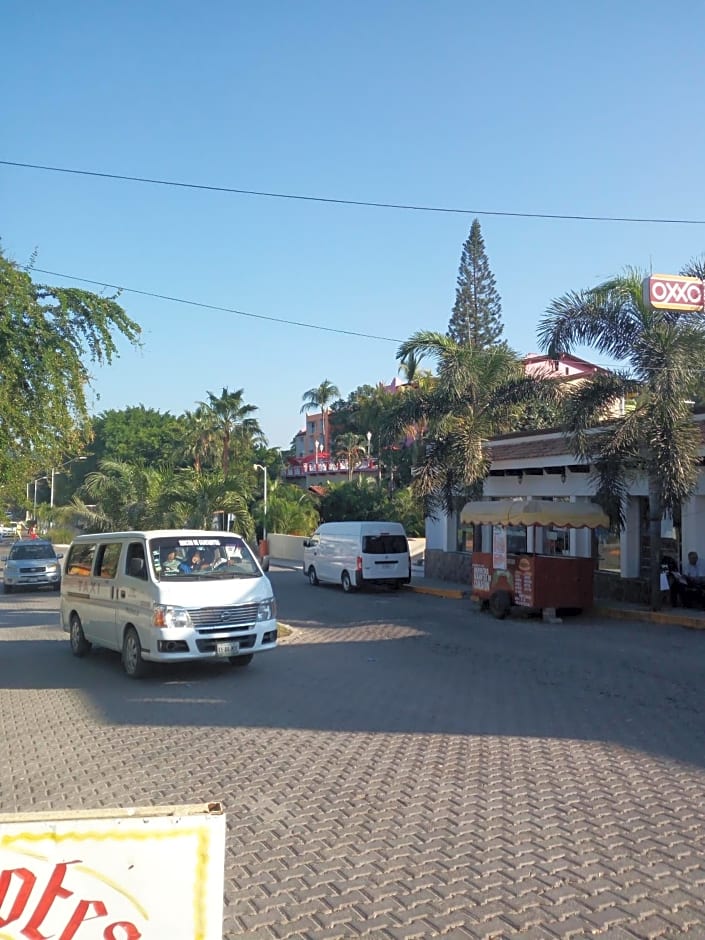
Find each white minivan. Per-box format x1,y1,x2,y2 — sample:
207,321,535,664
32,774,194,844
60,530,277,677
303,521,411,592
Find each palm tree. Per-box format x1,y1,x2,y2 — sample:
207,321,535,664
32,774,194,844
199,388,263,477
259,480,319,536
300,379,340,456
177,469,255,538
335,433,368,481
180,406,216,473
538,268,705,610
73,460,186,531
72,460,255,538
392,331,560,515
397,349,433,388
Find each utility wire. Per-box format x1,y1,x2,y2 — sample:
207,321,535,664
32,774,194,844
31,267,705,373
3,159,705,225
31,267,404,344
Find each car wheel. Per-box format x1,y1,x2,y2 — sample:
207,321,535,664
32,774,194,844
69,614,91,657
3,582,12,594
229,653,254,667
489,590,511,620
341,571,354,593
122,626,148,678
308,566,319,586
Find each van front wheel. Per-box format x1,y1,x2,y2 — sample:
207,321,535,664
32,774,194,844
341,571,355,593
122,626,149,678
308,566,319,586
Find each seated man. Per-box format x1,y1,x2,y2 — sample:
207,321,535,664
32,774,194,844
662,556,687,608
683,550,705,608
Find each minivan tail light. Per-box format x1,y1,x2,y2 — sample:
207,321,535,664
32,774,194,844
356,555,362,571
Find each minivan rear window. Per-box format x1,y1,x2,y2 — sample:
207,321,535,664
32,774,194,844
362,535,408,554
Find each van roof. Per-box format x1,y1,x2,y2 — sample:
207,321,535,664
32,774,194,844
69,529,246,542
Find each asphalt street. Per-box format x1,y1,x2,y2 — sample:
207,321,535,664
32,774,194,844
2,565,705,938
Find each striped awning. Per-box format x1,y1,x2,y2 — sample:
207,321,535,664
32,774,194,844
460,499,609,529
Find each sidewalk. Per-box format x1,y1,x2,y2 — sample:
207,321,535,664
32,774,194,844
271,558,705,630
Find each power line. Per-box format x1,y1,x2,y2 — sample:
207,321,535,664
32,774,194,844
30,267,404,344
26,267,705,369
3,159,705,226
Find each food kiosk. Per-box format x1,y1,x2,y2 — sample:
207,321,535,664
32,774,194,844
462,499,609,619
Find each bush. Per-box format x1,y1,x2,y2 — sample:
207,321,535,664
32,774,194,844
46,527,77,546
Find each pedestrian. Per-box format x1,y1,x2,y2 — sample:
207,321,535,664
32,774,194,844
683,551,705,608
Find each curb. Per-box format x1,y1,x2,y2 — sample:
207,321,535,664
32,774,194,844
406,583,470,600
593,605,705,630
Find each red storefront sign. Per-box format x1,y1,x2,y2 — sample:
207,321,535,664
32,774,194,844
644,274,705,311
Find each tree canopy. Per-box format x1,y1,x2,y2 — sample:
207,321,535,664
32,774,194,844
0,248,141,497
446,219,504,348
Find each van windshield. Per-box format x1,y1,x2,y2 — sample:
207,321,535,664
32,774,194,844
362,535,408,554
149,535,261,581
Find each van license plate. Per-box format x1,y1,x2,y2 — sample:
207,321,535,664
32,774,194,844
216,641,239,656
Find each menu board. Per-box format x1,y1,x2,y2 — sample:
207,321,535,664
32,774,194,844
513,556,534,607
492,526,507,570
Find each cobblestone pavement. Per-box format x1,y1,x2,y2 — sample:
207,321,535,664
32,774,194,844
2,568,705,938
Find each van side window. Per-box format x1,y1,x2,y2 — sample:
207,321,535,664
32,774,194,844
95,543,122,580
66,542,97,577
125,542,147,580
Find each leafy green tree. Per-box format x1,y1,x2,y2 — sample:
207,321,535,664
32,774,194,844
199,387,263,477
318,480,392,523
447,219,504,348
90,406,181,468
300,379,340,454
389,486,425,537
0,248,140,500
393,331,559,515
538,268,705,610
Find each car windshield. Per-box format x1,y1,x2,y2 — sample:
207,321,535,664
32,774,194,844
11,543,56,560
149,535,261,581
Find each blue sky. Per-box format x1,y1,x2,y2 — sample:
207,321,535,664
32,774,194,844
3,1,704,449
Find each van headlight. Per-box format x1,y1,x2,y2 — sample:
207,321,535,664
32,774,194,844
153,605,192,629
256,598,276,622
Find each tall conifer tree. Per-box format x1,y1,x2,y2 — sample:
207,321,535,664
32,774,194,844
447,219,504,347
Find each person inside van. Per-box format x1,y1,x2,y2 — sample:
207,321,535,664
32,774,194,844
178,550,208,573
161,548,181,573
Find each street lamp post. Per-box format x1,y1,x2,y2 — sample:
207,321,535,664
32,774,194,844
366,430,372,461
314,439,320,470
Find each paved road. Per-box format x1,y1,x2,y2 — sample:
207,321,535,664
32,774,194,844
2,567,705,938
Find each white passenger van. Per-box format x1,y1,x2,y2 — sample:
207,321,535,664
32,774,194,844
60,530,277,678
303,521,411,592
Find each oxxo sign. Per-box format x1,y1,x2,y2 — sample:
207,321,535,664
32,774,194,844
643,273,705,312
